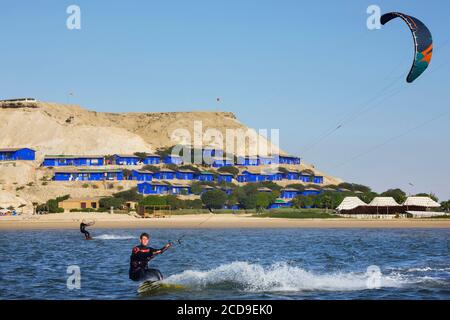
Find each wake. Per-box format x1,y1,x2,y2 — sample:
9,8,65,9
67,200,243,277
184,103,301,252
164,261,411,292
93,234,135,240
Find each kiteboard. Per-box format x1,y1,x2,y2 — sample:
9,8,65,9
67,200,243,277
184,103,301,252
137,280,185,295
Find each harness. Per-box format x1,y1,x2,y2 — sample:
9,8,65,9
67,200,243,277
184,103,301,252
131,246,153,271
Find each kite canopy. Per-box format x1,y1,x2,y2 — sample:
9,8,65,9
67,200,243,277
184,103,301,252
381,12,433,83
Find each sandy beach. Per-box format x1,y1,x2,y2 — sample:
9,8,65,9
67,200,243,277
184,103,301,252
0,212,449,230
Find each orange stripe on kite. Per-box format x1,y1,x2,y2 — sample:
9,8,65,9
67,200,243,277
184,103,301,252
421,44,433,64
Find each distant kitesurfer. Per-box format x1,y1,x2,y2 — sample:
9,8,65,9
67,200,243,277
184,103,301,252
80,220,95,240
129,232,172,282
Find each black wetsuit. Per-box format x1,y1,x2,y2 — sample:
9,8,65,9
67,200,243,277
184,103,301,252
129,245,168,281
80,223,90,239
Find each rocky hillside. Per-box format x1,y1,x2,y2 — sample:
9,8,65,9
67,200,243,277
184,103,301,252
0,101,285,157
0,100,342,212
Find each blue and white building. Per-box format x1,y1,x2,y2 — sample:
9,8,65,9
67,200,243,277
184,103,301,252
195,171,215,182
163,155,183,165
153,169,175,180
176,169,195,180
54,169,124,181
112,154,141,166
137,182,171,195
0,148,35,161
43,155,104,167
143,154,161,164
217,173,233,183
280,188,300,199
131,170,153,181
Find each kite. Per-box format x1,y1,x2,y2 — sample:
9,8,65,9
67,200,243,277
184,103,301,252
381,12,433,83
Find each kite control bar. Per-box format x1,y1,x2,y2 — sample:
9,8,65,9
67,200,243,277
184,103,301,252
168,213,215,247
168,234,185,246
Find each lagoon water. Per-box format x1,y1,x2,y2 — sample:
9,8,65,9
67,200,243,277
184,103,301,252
0,228,449,300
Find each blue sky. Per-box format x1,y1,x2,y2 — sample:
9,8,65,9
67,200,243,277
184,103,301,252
1,1,449,200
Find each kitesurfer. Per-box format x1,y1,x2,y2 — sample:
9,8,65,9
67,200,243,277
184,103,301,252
80,220,95,240
129,232,173,281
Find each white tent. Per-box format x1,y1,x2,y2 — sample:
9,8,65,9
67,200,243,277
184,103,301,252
403,197,440,208
368,197,400,206
336,197,367,211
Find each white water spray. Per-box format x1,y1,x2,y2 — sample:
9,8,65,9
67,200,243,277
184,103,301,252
165,261,410,292
94,234,135,240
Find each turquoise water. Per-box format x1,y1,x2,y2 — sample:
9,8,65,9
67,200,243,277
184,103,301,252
0,228,449,299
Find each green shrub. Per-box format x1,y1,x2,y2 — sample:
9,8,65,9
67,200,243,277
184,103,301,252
234,185,258,209
39,199,61,213
255,192,277,212
165,195,186,209
190,181,217,195
35,194,70,213
165,163,179,171
292,196,315,208
56,194,70,202
179,164,200,173
99,197,125,209
201,190,227,209
415,193,439,203
226,194,238,208
300,169,315,176
155,146,175,158
278,167,290,174
122,169,133,180
142,165,159,172
285,184,305,191
254,181,282,191
440,200,450,212
70,208,96,213
380,188,407,204
217,166,239,176
113,188,143,202
134,152,148,162
139,195,167,207
184,199,203,209
357,192,378,204
338,182,372,193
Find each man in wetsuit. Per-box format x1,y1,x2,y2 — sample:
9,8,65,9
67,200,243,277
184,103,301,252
80,220,95,240
129,232,173,281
